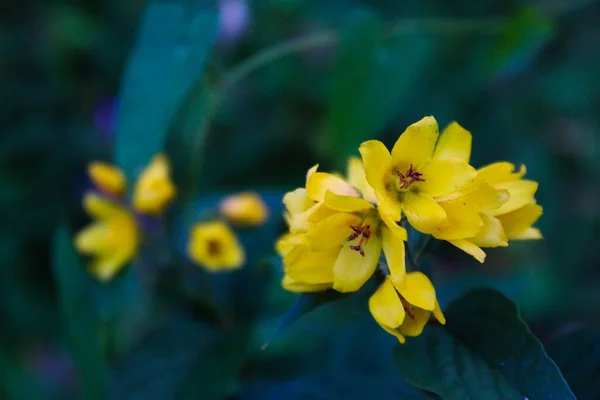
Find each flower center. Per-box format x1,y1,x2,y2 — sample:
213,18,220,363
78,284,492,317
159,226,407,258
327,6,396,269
347,224,372,257
207,239,222,257
395,164,425,190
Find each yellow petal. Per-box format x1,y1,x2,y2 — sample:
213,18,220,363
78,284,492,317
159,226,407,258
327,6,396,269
433,300,446,325
284,249,337,284
476,162,526,185
369,279,405,329
288,201,336,233
74,222,111,255
399,306,430,337
497,203,543,239
275,233,305,257
490,180,538,216
394,271,436,311
132,154,177,216
307,212,363,251
306,168,359,202
459,183,509,211
403,192,448,234
219,192,269,226
333,235,382,293
359,140,402,219
283,188,314,217
83,192,127,219
346,157,377,203
433,122,472,162
381,325,407,344
282,275,332,293
434,200,483,241
511,227,543,240
391,116,438,168
381,226,406,282
88,162,126,196
380,212,408,241
417,158,477,198
77,213,139,282
470,212,508,248
323,190,374,213
449,239,486,263
188,221,245,271
359,140,392,192
89,253,127,282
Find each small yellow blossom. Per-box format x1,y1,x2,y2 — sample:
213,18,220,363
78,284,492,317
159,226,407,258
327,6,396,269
278,160,408,293
74,193,139,282
219,192,269,226
188,221,245,271
445,163,542,261
369,273,445,343
132,154,177,216
359,116,477,235
88,162,126,196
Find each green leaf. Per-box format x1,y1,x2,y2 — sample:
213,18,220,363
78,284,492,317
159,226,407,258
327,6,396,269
111,317,214,399
52,225,108,400
114,0,219,182
261,290,348,349
545,327,600,400
321,12,381,166
394,288,575,400
322,13,433,168
488,8,555,77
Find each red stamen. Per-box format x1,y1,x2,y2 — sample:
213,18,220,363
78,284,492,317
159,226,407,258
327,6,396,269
347,224,372,257
396,164,425,189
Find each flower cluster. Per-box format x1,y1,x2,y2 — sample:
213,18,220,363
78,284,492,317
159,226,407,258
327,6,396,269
278,116,542,343
187,192,269,271
74,154,176,281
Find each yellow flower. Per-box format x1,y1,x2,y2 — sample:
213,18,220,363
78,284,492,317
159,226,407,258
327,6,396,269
188,221,245,271
132,154,177,215
88,162,126,196
359,116,477,234
368,272,445,343
427,123,542,262
219,192,269,226
446,163,542,261
74,193,139,282
279,160,407,293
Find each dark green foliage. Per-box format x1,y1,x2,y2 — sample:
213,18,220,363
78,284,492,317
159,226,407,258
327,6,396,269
395,289,575,399
1,0,600,398
114,0,219,183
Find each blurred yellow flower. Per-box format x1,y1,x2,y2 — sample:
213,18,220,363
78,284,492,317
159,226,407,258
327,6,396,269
359,116,477,234
74,193,139,282
279,161,407,293
188,221,245,271
369,273,445,343
88,162,126,196
132,154,177,215
219,192,269,226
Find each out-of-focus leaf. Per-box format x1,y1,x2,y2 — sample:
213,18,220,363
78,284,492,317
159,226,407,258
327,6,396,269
114,0,219,182
166,73,222,199
178,328,251,400
261,290,348,349
110,317,214,400
545,327,600,400
52,226,108,400
322,13,435,167
394,288,575,400
321,11,381,165
489,8,555,77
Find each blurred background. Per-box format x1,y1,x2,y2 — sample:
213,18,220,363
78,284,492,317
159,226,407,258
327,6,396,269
1,0,599,398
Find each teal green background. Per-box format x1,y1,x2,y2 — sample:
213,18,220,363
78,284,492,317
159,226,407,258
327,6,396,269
1,0,599,398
